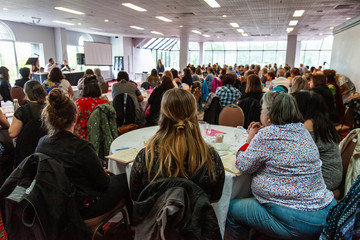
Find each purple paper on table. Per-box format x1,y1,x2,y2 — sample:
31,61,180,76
208,129,226,137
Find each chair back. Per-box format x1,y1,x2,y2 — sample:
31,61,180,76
219,104,245,127
113,93,136,127
238,98,261,129
101,81,109,94
10,87,27,105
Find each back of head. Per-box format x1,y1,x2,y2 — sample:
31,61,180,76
49,67,64,84
277,69,285,77
94,68,101,76
117,71,129,82
291,68,300,76
183,68,191,78
0,66,9,81
171,68,179,79
228,66,233,71
291,76,308,93
262,68,268,75
195,67,202,76
190,66,196,73
49,58,53,63
163,70,173,80
246,74,262,93
84,69,94,76
222,74,236,86
207,67,213,74
151,69,158,76
245,70,254,78
42,89,77,134
20,67,30,79
160,76,174,90
146,88,214,181
83,75,101,97
323,69,337,83
262,91,303,125
267,71,275,80
24,80,46,103
311,73,327,86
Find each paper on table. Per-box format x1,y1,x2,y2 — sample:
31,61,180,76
221,154,241,176
105,148,140,164
208,129,226,137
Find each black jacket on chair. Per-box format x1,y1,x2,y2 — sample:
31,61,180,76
133,178,221,240
0,153,90,240
203,93,222,125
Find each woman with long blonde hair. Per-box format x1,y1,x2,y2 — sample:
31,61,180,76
130,88,225,202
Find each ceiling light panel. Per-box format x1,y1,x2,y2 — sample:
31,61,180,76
52,20,75,26
286,27,294,32
122,3,147,12
54,7,84,15
203,34,210,37
192,30,202,35
151,31,164,35
293,10,304,17
203,0,221,8
130,26,144,30
156,16,173,22
289,20,298,26
230,22,240,28
242,33,248,37
237,28,244,33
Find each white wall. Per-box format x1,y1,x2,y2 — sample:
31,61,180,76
66,30,111,46
331,18,360,91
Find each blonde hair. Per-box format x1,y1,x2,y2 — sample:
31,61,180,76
145,88,215,181
291,76,308,93
163,70,173,80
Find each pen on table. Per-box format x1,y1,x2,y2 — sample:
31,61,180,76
115,147,131,151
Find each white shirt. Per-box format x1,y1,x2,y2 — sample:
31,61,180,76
45,63,57,72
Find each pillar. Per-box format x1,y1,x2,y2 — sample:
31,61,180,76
285,35,300,68
179,35,189,70
199,42,204,66
54,27,68,65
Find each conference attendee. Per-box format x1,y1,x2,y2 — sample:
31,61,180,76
205,67,215,90
60,60,71,72
240,74,263,101
227,66,237,77
260,68,268,84
239,70,254,94
191,66,200,82
36,89,132,221
195,67,204,83
94,68,105,88
215,74,241,107
290,76,308,93
293,90,342,191
0,66,12,102
290,68,300,85
45,58,57,72
269,69,290,90
146,76,174,126
310,72,339,124
112,71,145,126
225,91,336,240
31,59,40,73
181,68,193,86
47,67,73,97
77,69,95,98
15,67,31,88
266,71,275,83
338,74,356,103
74,75,108,140
146,69,160,87
171,68,181,87
9,80,47,166
39,67,45,73
156,59,164,74
324,69,345,123
130,88,225,202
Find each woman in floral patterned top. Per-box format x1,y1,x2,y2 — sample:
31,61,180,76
225,91,336,240
74,75,107,140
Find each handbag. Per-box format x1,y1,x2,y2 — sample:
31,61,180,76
117,123,138,135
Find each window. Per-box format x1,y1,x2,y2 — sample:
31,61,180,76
300,36,333,67
78,34,93,47
188,42,199,65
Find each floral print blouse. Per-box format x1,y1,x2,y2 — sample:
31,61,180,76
236,123,334,211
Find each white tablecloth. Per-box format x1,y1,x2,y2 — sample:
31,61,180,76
108,125,252,238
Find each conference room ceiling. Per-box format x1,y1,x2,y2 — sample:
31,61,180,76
1,0,360,41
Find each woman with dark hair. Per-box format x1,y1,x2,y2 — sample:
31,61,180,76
241,74,263,101
171,68,181,86
47,67,73,96
293,90,342,190
215,74,240,107
225,91,335,240
0,66,12,102
74,75,108,140
146,76,174,126
146,69,160,87
181,68,193,86
36,89,132,221
324,69,345,123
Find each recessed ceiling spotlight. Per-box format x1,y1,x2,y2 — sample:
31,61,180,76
222,15,227,18
329,26,334,29
289,20,298,26
156,16,173,22
242,33,248,37
319,33,323,36
237,28,245,33
54,7,84,15
265,35,268,38
217,36,220,38
346,17,351,20
122,3,147,12
203,0,221,8
104,19,109,22
179,25,183,28
192,30,202,35
293,10,305,17
203,34,210,37
151,31,164,35
130,26,144,30
286,27,294,32
52,20,75,26
230,22,240,28
3,8,8,11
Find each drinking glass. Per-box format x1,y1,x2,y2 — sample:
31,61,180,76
199,121,207,137
206,123,212,138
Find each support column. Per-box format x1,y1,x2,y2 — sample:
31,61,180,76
54,27,68,65
179,35,189,70
285,35,300,68
199,42,204,66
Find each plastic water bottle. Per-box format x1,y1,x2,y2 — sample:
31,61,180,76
13,99,20,112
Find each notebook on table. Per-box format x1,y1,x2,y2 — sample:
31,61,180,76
105,147,140,164
221,154,241,176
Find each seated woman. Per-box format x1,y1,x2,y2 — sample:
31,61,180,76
225,91,336,240
9,80,47,166
291,75,308,93
146,69,160,87
36,89,132,220
74,75,108,140
130,88,225,202
324,69,345,123
241,74,264,101
47,67,73,97
145,76,174,126
293,90,342,191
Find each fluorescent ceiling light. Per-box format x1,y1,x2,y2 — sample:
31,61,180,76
54,7,84,15
329,26,334,29
230,22,239,28
203,0,221,8
179,25,183,28
3,8,8,11
319,33,323,36
192,30,202,35
293,10,304,17
52,20,75,26
203,34,210,38
286,27,294,32
242,33,248,37
130,26,144,30
222,15,227,18
151,31,164,35
122,3,147,12
104,19,109,22
265,35,268,38
156,16,173,22
346,17,351,20
217,36,220,38
237,28,244,33
289,20,298,26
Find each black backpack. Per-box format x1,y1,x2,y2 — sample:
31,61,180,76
113,93,136,127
